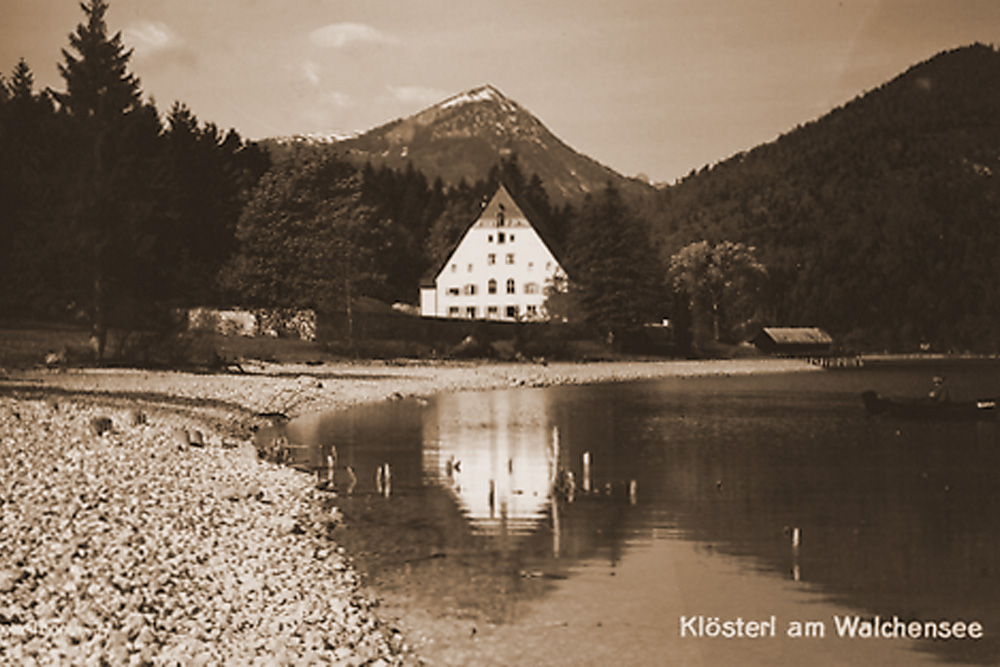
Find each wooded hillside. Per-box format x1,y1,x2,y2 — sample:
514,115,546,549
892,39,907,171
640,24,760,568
652,44,1000,352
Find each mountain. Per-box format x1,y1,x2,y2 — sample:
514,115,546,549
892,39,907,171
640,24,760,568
651,43,1000,352
278,84,653,204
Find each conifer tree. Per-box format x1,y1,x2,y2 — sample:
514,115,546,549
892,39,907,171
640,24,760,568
0,59,63,315
54,0,164,359
561,183,665,345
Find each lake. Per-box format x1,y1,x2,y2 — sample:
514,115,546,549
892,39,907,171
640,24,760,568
274,359,1000,665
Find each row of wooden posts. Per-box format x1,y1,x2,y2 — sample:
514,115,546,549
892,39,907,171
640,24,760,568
307,429,803,578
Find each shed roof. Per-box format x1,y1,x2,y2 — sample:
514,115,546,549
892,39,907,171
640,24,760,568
759,327,833,345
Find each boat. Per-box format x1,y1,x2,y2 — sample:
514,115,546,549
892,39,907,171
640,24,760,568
861,390,998,421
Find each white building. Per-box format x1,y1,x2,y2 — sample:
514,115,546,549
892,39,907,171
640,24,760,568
420,184,566,321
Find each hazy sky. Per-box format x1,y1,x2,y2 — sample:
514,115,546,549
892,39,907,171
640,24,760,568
4,0,999,183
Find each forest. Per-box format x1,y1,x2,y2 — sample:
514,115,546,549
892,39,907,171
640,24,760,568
4,1,999,357
651,44,1000,353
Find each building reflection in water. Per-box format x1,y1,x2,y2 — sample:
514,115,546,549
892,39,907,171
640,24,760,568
423,391,557,537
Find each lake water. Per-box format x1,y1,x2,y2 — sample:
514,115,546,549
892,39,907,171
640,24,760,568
276,360,1000,666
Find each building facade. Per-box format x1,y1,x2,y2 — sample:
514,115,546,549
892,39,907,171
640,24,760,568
420,184,566,321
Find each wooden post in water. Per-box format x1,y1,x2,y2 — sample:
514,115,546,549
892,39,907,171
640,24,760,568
582,451,591,493
629,479,638,505
552,426,561,558
791,526,801,582
551,426,560,485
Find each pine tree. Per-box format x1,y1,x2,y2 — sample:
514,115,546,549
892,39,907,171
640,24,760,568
0,59,63,316
54,0,164,359
562,184,665,345
56,0,141,122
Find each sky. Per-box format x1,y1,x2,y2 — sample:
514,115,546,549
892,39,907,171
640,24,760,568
3,0,1000,184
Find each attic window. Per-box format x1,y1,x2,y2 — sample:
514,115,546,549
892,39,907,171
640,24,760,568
497,204,505,227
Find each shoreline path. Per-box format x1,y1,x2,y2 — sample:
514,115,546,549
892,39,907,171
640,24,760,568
0,358,815,665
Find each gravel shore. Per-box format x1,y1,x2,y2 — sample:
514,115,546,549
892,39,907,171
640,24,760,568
0,358,816,665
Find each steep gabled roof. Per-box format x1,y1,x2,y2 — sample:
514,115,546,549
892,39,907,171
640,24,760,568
423,183,567,285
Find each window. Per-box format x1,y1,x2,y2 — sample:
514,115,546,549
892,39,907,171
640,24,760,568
505,253,514,265
464,284,477,296
466,306,476,319
506,278,515,294
524,282,539,295
506,305,518,319
526,305,538,317
487,306,499,319
488,279,497,295
448,306,460,317
498,232,505,244
447,287,460,296
488,235,494,243
527,261,534,271
467,263,473,272
451,264,457,273
546,261,552,271
488,253,496,265
510,234,515,242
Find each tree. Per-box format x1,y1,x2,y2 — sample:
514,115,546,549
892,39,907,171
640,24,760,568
53,0,166,358
0,59,64,315
161,102,269,304
219,155,390,336
667,240,767,345
558,183,665,343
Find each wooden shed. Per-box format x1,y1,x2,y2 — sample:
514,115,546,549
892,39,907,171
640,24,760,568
752,327,833,356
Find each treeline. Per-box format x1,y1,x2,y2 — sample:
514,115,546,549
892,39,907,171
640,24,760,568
0,1,269,358
1,0,677,360
228,147,667,343
651,44,1000,352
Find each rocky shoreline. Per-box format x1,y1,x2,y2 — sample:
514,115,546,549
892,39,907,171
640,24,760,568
0,358,816,665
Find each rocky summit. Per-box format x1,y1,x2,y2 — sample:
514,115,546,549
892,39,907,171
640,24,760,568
276,84,653,204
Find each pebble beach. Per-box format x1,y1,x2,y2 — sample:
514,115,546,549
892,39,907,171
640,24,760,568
0,358,816,665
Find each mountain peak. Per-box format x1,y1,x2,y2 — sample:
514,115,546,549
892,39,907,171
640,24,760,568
437,84,513,111
312,82,651,203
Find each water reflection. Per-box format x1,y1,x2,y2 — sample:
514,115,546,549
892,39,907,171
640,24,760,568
274,360,1000,665
426,392,556,536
